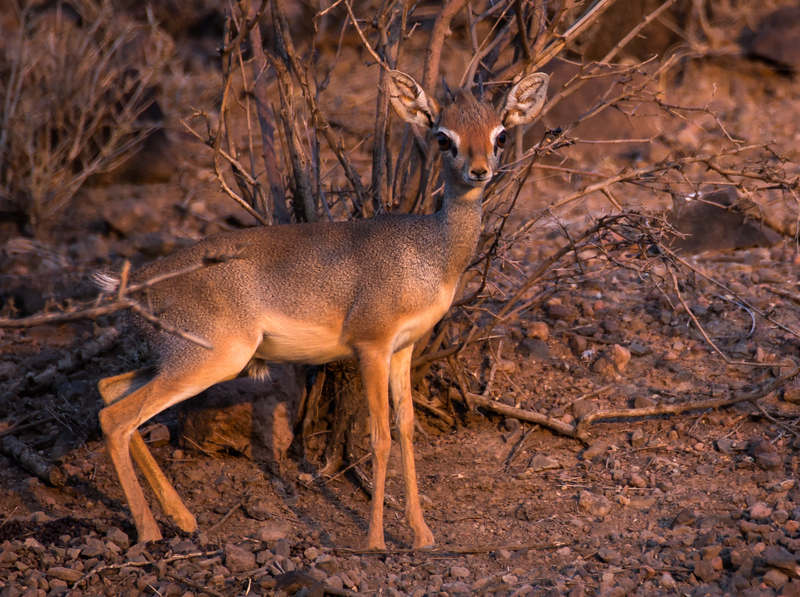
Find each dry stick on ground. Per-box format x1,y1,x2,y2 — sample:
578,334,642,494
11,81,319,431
0,435,65,486
575,365,800,438
208,501,243,533
164,573,224,597
72,550,225,589
451,392,577,438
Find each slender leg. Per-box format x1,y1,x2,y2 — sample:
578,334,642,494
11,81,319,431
98,341,256,542
98,369,197,533
389,346,435,548
358,346,392,550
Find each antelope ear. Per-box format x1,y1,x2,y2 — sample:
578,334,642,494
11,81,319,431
500,72,549,127
387,70,440,129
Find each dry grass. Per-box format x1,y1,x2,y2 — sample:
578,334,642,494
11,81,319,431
0,1,173,235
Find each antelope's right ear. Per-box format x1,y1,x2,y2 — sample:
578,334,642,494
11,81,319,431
387,70,440,129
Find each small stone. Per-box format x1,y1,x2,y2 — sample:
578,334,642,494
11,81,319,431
572,400,596,419
496,358,516,374
528,322,549,340
145,424,170,447
578,491,612,516
546,302,576,320
693,559,719,583
633,396,655,409
716,438,735,454
314,554,338,574
630,428,645,447
106,528,130,550
629,474,647,488
274,570,314,593
609,345,631,373
673,508,696,528
591,357,616,378
224,543,256,573
765,568,789,588
660,572,677,589
527,454,561,472
763,545,798,571
324,575,345,590
274,539,291,558
773,509,790,524
450,566,470,579
597,549,622,565
784,380,800,403
46,567,82,583
628,343,651,356
750,502,773,519
308,567,328,582
583,440,609,460
753,439,782,469
80,537,108,558
696,464,715,476
254,527,287,543
569,335,588,355
662,351,679,361
702,545,722,560
782,581,800,597
517,338,550,360
304,547,319,561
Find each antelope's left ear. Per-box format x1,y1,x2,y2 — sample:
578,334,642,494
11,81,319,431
500,73,549,127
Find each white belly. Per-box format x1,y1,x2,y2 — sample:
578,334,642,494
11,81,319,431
255,313,352,364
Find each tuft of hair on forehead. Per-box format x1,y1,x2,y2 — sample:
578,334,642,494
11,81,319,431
439,88,501,130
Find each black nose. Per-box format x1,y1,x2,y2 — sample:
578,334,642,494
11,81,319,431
470,168,487,178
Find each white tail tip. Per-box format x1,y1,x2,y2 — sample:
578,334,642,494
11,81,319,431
93,270,120,293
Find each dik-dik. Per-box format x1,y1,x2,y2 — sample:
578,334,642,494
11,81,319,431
95,69,548,549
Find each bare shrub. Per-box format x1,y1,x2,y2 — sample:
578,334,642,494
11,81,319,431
0,1,173,235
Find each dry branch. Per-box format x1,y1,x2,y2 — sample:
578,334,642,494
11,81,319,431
0,436,65,486
576,365,800,438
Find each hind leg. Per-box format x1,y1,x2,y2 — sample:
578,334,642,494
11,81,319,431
98,340,257,542
98,367,197,533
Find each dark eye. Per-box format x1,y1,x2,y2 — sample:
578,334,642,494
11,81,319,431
496,130,507,149
436,132,452,151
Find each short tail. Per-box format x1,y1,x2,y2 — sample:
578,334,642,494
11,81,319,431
93,269,120,293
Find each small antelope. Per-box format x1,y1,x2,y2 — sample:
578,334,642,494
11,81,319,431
96,69,548,549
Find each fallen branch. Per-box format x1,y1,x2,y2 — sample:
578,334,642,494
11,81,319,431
452,392,577,439
73,550,224,589
0,435,65,486
575,365,800,438
0,416,56,440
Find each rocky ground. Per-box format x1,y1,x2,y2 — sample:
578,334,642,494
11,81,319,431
4,242,800,597
5,2,800,597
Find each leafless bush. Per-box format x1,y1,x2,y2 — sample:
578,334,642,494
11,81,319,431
0,1,173,235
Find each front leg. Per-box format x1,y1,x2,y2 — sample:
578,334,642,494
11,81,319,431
389,346,434,548
357,346,392,550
